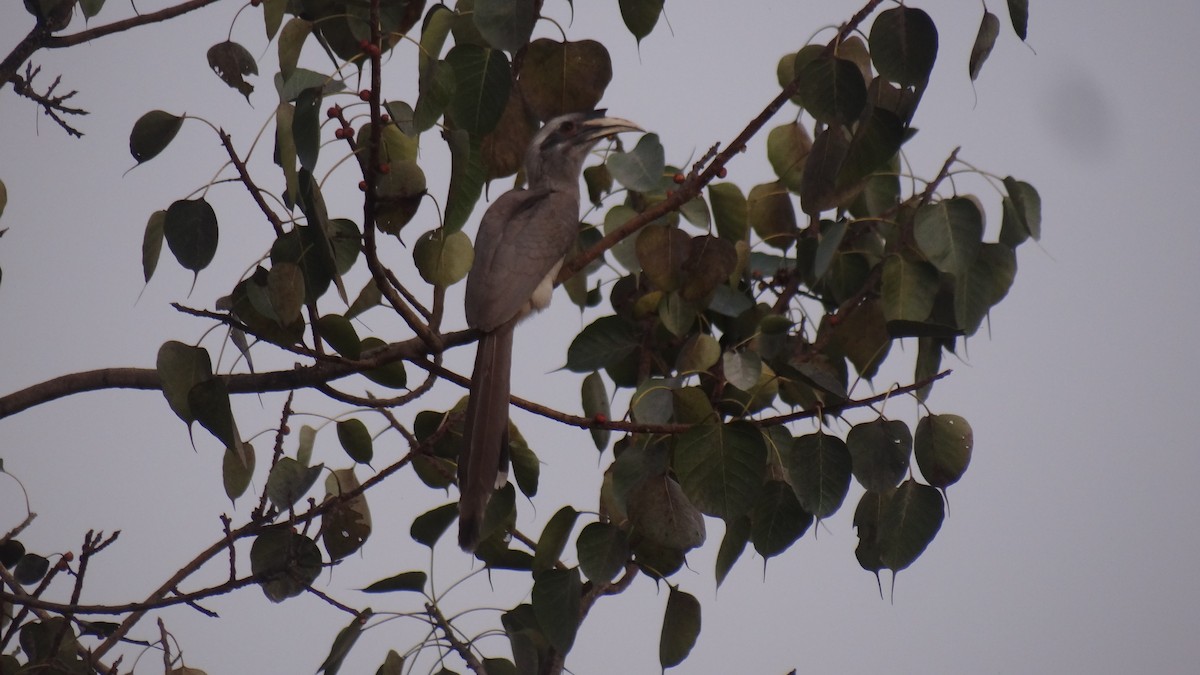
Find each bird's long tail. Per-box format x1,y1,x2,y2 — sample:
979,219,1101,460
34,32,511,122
458,321,514,551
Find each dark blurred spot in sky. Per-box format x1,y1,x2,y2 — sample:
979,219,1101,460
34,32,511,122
1037,65,1118,163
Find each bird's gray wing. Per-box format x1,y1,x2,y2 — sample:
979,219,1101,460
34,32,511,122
465,187,580,331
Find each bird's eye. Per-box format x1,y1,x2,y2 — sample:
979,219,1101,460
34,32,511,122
559,120,576,134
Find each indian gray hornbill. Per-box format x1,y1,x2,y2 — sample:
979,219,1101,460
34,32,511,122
458,110,643,551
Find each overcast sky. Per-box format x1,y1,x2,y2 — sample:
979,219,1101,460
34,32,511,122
2,1,1198,673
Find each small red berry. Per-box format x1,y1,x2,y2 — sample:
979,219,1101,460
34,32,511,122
358,89,371,102
673,173,685,184
593,412,608,425
62,551,75,562
365,44,382,58
358,180,368,191
717,166,728,178
379,114,391,124
250,0,261,6
359,38,371,51
326,105,341,119
378,163,391,174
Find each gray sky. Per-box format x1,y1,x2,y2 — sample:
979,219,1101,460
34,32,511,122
2,1,1198,673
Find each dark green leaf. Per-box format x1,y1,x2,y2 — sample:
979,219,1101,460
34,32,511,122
129,110,183,163
188,378,242,456
708,182,748,242
411,503,459,547
156,340,213,424
533,507,579,574
853,489,889,575
767,122,812,193
799,125,850,216
636,224,690,291
265,457,323,510
1007,0,1029,40
316,314,362,358
250,529,323,602
376,650,405,675
0,539,24,568
1001,177,1042,245
318,610,372,675
627,474,707,550
715,515,750,587
566,315,638,372
267,262,305,325
618,0,662,43
361,570,428,593
914,414,973,488
659,586,701,669
750,480,812,559
531,568,582,654
880,479,944,571
747,181,797,250
582,372,611,450
336,418,374,465
445,44,511,135
293,87,322,172
322,469,370,560
443,128,486,234
969,11,1001,81
223,442,256,502
869,7,939,87
473,0,536,52
674,420,767,519
359,337,408,389
955,242,1017,335
419,4,454,86
206,40,258,101
577,522,629,583
914,197,984,277
14,553,48,584
881,255,939,323
163,198,219,273
787,432,852,519
142,210,165,283
794,55,867,125
847,419,912,492
414,60,456,132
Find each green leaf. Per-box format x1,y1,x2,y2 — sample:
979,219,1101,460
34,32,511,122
188,378,242,456
164,198,219,273
708,182,747,242
533,507,579,574
336,418,374,465
1007,0,1029,40
318,610,372,675
786,432,852,519
293,87,322,172
375,650,405,675
0,179,6,220
827,297,891,380
265,457,323,510
880,479,944,571
853,489,888,575
750,480,812,559
206,40,258,101
275,102,300,206
473,0,536,52
566,315,638,372
969,11,1001,81
414,60,456,132
674,420,767,519
659,586,701,669
14,553,49,585
223,442,256,503
869,7,939,87
812,219,846,281
1001,177,1042,245
262,0,286,39
443,128,486,234
794,55,867,125
156,340,213,424
410,503,458,547
715,515,750,587
914,197,984,277
581,372,611,450
267,262,305,326
250,529,323,602
277,18,310,81
799,125,850,216
445,44,511,135
316,314,362,358
627,474,707,550
361,571,427,593
359,337,408,389
847,419,912,492
413,228,474,286
297,425,317,466
767,122,812,193
954,242,1017,335
837,107,906,192
323,469,372,561
79,0,105,19
531,568,582,654
142,210,165,283
608,133,665,193
129,110,183,163
577,522,629,583
375,160,427,234
618,0,663,43
636,224,689,291
747,181,797,250
675,333,721,375
520,39,613,121
881,255,939,323
914,414,973,489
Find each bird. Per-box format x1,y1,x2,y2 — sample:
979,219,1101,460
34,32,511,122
458,110,643,552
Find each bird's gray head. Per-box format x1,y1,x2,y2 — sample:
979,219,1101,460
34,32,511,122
524,110,642,188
